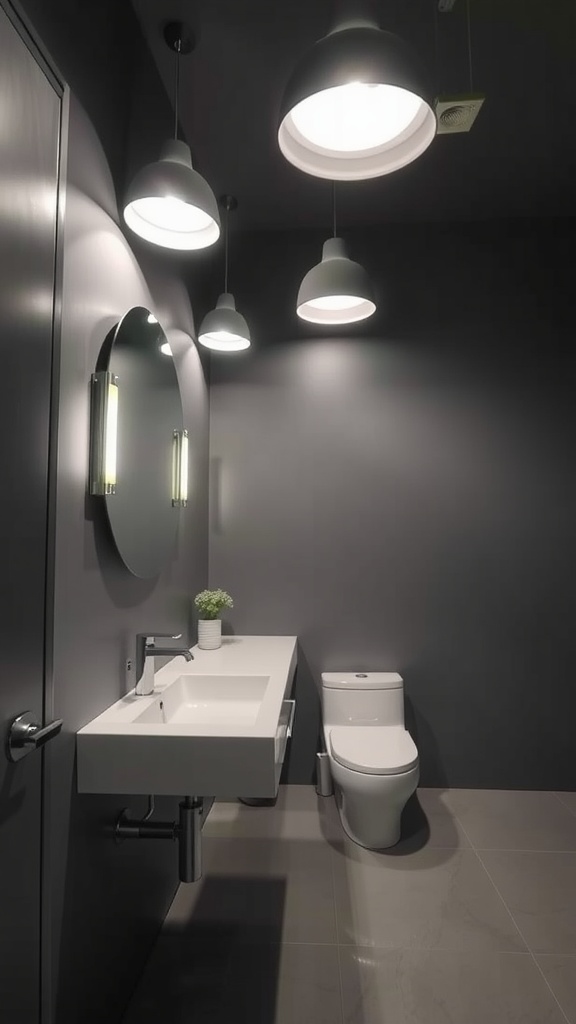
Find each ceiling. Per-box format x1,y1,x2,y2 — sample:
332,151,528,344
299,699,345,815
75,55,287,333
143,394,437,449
131,0,576,233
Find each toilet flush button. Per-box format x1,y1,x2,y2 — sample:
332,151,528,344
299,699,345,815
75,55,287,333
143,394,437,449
356,673,368,678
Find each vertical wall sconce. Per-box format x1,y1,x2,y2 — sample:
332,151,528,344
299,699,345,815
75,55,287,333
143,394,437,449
89,371,119,495
172,429,189,507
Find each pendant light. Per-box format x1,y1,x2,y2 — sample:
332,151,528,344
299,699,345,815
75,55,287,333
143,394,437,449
278,16,436,181
297,183,375,325
123,22,220,250
198,196,251,352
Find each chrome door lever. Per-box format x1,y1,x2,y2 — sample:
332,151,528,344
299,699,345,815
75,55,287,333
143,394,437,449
6,711,63,763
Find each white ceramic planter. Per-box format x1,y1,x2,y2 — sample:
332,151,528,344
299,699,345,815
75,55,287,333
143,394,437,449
197,619,222,650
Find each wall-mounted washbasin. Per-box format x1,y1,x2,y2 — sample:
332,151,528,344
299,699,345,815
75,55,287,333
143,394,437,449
76,636,297,798
135,674,271,727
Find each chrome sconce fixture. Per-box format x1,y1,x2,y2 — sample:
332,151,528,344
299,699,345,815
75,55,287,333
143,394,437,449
198,195,251,352
89,371,119,495
297,182,375,325
172,429,189,507
123,22,220,250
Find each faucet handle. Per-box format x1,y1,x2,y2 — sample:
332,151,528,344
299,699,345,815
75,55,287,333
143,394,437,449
137,632,183,645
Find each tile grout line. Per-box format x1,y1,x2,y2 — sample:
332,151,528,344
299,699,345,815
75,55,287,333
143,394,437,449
328,800,347,1024
473,846,573,1024
554,792,576,819
474,847,576,854
450,800,572,1022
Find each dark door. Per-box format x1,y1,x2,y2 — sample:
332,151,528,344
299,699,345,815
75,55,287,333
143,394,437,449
0,3,62,1021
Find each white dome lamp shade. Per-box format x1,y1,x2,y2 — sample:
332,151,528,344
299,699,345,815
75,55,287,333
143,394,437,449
198,196,251,352
297,182,376,325
297,237,375,325
278,18,436,180
123,22,220,250
198,293,251,352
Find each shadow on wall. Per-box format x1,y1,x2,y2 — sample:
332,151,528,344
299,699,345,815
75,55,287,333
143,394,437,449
283,646,322,786
405,693,449,790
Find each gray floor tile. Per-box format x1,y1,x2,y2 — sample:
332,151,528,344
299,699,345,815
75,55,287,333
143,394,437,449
165,836,338,945
123,939,343,1024
204,785,341,842
480,850,576,954
339,947,567,1024
332,841,525,951
444,789,576,851
399,788,471,850
556,793,576,818
537,955,576,1024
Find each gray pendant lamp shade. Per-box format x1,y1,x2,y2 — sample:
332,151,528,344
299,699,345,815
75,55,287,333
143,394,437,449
198,293,251,351
297,237,376,325
124,140,220,250
123,22,220,250
278,21,436,180
198,195,251,352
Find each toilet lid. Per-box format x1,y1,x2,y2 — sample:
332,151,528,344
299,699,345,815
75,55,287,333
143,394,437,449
329,726,418,776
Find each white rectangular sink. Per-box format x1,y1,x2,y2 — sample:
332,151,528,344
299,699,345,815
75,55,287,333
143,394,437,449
134,675,270,727
76,636,297,798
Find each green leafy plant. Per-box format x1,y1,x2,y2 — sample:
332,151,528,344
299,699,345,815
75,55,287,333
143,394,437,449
194,589,233,621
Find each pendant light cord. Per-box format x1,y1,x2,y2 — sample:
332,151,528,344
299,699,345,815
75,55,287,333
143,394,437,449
466,0,474,92
173,36,182,140
433,1,440,95
332,181,337,238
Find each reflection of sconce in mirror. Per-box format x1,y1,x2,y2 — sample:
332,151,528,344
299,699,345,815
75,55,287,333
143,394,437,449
89,371,119,495
172,429,188,507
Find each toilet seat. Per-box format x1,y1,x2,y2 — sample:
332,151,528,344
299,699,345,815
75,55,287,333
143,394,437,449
329,726,418,776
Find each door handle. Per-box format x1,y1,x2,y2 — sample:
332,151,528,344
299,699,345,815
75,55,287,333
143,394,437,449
6,711,63,763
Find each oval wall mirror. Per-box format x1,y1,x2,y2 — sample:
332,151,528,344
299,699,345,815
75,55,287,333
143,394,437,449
97,307,184,578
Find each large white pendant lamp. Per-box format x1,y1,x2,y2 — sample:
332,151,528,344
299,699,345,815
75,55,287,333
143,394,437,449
297,184,375,325
278,17,436,180
198,196,251,352
123,22,220,250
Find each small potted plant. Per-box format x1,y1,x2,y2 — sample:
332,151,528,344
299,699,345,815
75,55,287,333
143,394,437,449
194,589,233,649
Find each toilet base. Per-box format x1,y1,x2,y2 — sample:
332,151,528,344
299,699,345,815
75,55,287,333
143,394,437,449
331,761,419,850
335,783,401,848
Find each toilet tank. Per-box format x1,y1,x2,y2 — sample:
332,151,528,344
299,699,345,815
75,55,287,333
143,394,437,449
321,672,405,727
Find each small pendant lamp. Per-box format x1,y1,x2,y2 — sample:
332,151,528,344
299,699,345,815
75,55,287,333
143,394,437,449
123,22,220,250
297,184,375,325
278,16,436,181
198,196,251,352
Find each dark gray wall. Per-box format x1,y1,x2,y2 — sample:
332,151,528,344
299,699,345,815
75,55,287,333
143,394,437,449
208,220,576,791
14,3,210,1022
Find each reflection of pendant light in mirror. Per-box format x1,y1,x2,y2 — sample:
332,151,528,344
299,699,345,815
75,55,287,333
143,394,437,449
198,196,251,352
172,429,189,507
278,16,436,180
297,183,375,325
89,371,119,495
123,22,220,250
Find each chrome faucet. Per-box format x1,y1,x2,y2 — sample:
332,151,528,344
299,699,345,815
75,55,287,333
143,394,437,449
134,633,194,696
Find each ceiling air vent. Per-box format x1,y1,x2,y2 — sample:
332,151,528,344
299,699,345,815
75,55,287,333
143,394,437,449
434,94,485,134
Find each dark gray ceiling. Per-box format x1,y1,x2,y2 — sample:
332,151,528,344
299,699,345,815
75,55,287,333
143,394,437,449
131,0,576,231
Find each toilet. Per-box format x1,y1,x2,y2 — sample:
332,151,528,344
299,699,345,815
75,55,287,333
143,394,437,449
321,672,419,849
